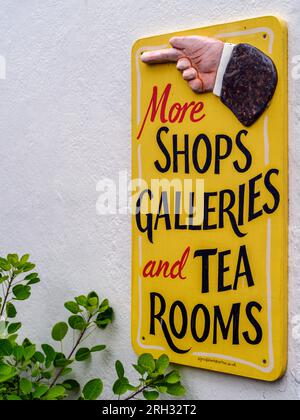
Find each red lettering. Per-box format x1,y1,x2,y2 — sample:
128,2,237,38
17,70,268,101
170,247,190,279
143,261,156,278
142,247,190,280
137,84,206,140
191,101,205,123
169,103,182,123
137,84,171,140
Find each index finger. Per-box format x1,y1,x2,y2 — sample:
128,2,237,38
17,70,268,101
141,48,182,64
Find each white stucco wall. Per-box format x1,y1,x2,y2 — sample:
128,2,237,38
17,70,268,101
0,0,299,400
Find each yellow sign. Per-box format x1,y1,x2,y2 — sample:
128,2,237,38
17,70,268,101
131,16,288,381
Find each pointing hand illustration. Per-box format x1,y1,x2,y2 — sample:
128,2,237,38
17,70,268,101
141,36,224,93
141,36,278,126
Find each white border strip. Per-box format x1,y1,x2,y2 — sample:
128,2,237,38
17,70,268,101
136,44,168,125
215,26,274,54
264,116,270,166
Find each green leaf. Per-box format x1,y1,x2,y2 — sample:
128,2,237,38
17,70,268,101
95,307,113,329
24,272,38,281
0,364,17,383
44,359,52,369
112,377,130,396
12,284,31,301
33,351,45,363
13,345,24,362
0,339,13,357
7,254,19,267
21,262,36,272
166,383,186,396
7,395,22,400
82,379,103,400
75,295,87,307
24,272,40,285
6,302,17,319
24,345,36,360
138,353,155,374
43,385,66,400
75,348,91,362
33,385,49,399
115,360,125,378
27,277,40,286
42,371,52,380
165,370,181,384
54,359,73,368
148,371,162,380
7,322,22,334
133,364,146,375
156,385,168,393
68,315,86,331
64,301,80,314
42,344,56,361
51,322,68,341
87,292,99,311
20,378,32,395
53,353,73,368
91,345,106,353
60,367,73,377
98,299,110,313
32,362,41,377
156,354,169,374
20,254,30,264
22,338,33,347
0,275,9,285
143,390,159,400
63,380,80,392
87,291,98,300
0,258,11,271
8,333,18,343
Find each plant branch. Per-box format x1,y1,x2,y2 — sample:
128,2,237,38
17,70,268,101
49,314,93,388
0,272,15,317
125,385,149,400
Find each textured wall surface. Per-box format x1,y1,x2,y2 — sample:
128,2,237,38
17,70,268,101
0,0,299,400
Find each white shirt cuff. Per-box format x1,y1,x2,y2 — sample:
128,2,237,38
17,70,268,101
213,43,236,97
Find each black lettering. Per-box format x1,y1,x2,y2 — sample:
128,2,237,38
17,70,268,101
203,192,217,230
219,189,246,237
169,301,188,339
135,189,153,243
263,169,280,214
249,173,263,221
194,249,218,293
192,134,212,174
150,292,166,335
218,250,232,292
154,192,171,231
154,127,171,173
238,183,246,226
243,301,263,345
233,245,255,290
173,133,189,173
213,304,241,345
215,134,233,174
149,293,190,354
174,192,188,230
234,130,252,172
191,304,211,343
